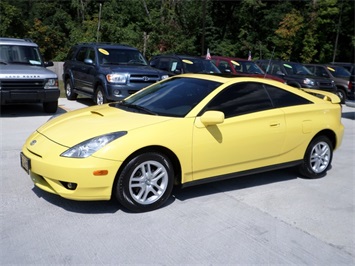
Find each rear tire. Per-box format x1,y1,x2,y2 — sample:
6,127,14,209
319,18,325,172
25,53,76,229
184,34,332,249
298,136,333,179
336,89,346,104
114,152,174,212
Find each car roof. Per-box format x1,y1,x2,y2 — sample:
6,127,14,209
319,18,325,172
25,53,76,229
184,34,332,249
152,54,209,61
211,56,249,62
0,37,38,47
74,42,138,50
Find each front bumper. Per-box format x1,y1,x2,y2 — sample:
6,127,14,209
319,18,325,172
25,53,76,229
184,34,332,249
21,132,122,201
1,89,60,104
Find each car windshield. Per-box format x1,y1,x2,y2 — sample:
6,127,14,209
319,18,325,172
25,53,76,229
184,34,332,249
182,58,220,73
327,66,351,78
112,77,221,117
283,63,313,75
98,48,148,66
0,45,43,65
232,60,264,74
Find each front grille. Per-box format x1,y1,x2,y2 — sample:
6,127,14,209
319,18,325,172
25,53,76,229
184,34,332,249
0,79,45,90
129,74,160,83
318,81,334,88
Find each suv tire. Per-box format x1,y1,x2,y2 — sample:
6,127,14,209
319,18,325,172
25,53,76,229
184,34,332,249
95,85,107,105
65,79,78,100
43,101,58,113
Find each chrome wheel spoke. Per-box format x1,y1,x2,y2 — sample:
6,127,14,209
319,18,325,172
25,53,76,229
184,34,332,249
129,160,169,205
310,142,331,173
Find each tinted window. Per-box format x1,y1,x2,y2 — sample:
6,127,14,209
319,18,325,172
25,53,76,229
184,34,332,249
76,47,87,62
205,82,273,118
118,77,221,117
264,84,312,107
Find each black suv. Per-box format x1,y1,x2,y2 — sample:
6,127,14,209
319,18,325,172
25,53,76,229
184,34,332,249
256,60,336,93
149,54,220,75
63,43,169,105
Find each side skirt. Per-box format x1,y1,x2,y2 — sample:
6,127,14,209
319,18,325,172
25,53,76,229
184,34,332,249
181,160,302,188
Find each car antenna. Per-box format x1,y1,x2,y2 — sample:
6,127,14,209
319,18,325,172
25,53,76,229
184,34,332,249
264,47,275,78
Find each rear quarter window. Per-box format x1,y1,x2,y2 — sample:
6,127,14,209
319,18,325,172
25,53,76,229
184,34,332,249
264,84,312,107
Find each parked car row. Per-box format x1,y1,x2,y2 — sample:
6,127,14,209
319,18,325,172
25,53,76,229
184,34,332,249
147,54,352,104
59,41,353,106
1,37,352,110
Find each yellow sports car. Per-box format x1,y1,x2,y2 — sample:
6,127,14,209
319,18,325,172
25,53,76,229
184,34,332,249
21,74,344,212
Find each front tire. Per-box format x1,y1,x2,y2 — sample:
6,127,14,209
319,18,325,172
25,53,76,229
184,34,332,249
43,101,58,113
95,86,107,105
65,79,77,100
298,136,333,179
114,152,174,212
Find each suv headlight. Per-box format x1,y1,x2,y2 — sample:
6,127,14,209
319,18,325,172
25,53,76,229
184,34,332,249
61,131,127,158
107,73,128,84
44,78,58,89
161,74,169,80
303,78,315,86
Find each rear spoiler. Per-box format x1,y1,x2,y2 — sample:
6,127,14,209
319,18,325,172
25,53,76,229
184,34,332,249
302,89,341,104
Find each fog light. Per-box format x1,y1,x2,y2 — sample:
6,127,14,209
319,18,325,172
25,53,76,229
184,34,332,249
113,89,121,96
60,181,77,190
67,182,77,189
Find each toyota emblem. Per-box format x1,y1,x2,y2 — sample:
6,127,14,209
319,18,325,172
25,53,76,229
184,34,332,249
143,76,150,81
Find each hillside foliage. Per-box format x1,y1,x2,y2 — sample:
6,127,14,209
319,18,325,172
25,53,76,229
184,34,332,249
1,0,354,63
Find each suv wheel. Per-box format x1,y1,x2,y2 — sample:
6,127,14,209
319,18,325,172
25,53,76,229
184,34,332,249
95,86,107,105
336,89,346,104
43,101,58,113
65,79,78,100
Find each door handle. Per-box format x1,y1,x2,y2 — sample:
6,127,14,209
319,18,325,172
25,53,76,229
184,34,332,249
270,122,280,127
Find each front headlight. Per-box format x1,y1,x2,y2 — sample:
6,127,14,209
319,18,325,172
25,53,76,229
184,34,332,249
61,131,127,158
44,78,58,89
303,78,315,86
106,73,128,84
161,74,169,80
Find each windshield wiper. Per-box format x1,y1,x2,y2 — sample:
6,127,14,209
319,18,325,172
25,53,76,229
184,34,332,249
119,102,158,115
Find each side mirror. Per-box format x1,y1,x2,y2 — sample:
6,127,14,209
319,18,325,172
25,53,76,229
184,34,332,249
276,71,285,76
200,111,224,126
44,61,54,67
84,58,94,65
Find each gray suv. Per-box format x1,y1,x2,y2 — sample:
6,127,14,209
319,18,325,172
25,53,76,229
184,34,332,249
0,38,60,113
256,60,337,94
304,64,351,103
63,43,169,105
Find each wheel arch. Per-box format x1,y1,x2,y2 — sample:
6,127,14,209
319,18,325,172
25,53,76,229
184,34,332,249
111,145,182,197
311,129,336,150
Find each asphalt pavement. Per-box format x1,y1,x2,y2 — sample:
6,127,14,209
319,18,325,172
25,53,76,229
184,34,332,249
1,98,354,265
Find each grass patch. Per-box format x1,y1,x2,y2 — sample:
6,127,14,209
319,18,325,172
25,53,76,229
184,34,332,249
59,80,65,98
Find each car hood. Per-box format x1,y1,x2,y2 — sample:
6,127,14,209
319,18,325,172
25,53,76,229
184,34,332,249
101,65,168,75
0,64,57,78
37,104,173,147
287,73,331,82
